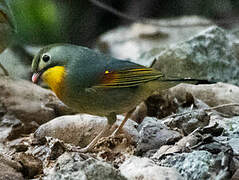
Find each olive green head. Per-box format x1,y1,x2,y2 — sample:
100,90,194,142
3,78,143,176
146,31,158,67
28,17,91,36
31,43,75,83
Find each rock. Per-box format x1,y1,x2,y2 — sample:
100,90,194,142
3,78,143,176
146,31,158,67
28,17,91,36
34,114,106,148
13,152,43,178
228,138,239,155
0,142,10,154
163,109,210,135
136,117,181,154
152,145,181,159
152,134,200,159
0,154,24,180
0,48,31,78
152,122,225,160
168,83,239,116
8,138,29,152
211,115,239,156
0,76,74,141
97,16,213,64
159,150,231,180
12,136,67,164
232,169,239,180
119,156,183,180
152,26,239,84
176,134,199,148
211,116,239,139
45,152,126,180
34,114,139,147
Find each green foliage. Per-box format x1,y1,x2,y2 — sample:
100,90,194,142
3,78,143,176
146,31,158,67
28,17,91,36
9,0,65,45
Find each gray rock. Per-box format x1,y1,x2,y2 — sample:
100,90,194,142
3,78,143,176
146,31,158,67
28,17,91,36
163,109,210,135
228,138,239,155
168,83,239,116
152,26,239,84
119,156,183,180
0,48,31,78
160,150,231,180
35,114,139,147
97,16,212,65
152,134,200,159
0,76,74,141
211,116,239,139
136,117,181,153
211,116,239,156
45,152,126,180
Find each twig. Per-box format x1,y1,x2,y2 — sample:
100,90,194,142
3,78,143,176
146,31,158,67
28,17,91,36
0,62,9,76
164,103,239,120
204,103,239,111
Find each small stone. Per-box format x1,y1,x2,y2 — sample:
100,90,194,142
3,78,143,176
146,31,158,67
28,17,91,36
159,150,232,180
46,152,126,180
136,117,181,154
152,134,200,159
152,145,182,159
119,156,183,180
163,109,210,135
176,134,199,148
13,152,43,178
0,154,24,180
232,169,239,180
228,138,239,155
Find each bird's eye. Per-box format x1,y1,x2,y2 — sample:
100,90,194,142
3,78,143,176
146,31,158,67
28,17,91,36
42,54,51,62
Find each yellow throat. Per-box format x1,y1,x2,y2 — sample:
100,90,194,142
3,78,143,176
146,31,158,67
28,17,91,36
42,66,66,98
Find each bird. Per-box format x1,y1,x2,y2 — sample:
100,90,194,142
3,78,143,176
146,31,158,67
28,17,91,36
31,43,203,152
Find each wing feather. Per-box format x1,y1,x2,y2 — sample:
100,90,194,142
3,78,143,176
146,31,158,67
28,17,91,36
93,68,164,88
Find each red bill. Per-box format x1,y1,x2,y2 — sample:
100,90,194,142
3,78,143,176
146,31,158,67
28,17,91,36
32,73,40,83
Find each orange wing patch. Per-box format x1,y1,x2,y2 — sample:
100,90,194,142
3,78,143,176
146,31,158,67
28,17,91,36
94,68,164,88
101,70,120,85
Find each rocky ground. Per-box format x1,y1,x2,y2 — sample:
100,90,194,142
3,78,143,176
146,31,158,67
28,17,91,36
1,16,239,180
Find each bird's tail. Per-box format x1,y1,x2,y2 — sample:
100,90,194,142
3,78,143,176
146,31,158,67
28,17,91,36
152,77,215,92
159,78,213,85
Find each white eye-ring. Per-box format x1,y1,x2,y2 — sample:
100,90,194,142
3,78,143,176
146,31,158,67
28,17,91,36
42,53,51,63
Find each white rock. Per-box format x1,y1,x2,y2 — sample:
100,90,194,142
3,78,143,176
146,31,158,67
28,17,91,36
168,82,239,116
119,156,183,180
35,114,139,147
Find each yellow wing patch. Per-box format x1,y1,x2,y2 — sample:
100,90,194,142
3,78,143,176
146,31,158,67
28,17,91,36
42,66,66,97
94,68,164,88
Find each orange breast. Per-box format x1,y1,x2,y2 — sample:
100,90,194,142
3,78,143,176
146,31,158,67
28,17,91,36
42,66,66,99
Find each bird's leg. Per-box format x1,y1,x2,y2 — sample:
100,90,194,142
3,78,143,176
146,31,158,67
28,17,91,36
111,109,134,137
76,112,117,153
76,124,112,153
